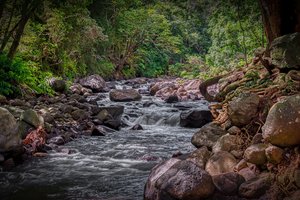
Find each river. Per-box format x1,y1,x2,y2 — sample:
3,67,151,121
0,82,208,200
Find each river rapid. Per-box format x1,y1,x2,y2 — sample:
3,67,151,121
0,81,209,200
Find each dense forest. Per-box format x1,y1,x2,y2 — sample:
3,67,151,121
0,0,264,96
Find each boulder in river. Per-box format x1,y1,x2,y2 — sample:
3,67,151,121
0,107,21,152
165,95,179,103
180,108,212,128
144,159,215,200
96,106,124,130
79,74,106,92
262,94,300,147
109,89,142,102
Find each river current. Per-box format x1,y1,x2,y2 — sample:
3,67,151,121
0,82,208,200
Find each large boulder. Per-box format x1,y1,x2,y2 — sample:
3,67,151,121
239,173,274,199
205,151,237,176
79,75,106,92
109,89,142,102
212,134,243,153
20,109,44,128
144,159,215,200
186,146,211,169
212,172,245,196
0,107,21,152
228,93,260,127
180,108,212,128
270,32,300,69
191,123,227,149
262,94,300,147
95,106,124,130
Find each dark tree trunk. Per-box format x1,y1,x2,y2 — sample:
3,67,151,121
0,0,7,20
259,0,300,45
7,0,39,59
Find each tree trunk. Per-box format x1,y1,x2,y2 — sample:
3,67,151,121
7,0,39,59
0,0,7,21
259,0,300,45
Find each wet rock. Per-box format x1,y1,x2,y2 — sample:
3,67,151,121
244,143,267,165
79,74,106,92
17,120,34,139
228,93,260,127
265,145,284,164
91,126,106,136
180,108,212,128
109,89,142,102
145,159,215,200
191,123,227,149
96,106,124,130
20,109,44,128
48,136,65,145
0,107,21,152
239,173,274,198
262,94,300,147
50,78,66,93
71,109,89,120
165,95,179,103
205,151,237,176
149,83,160,96
186,146,211,169
212,134,243,153
130,124,143,130
212,172,245,195
270,32,300,70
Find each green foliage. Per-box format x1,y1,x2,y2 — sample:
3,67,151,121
0,54,53,96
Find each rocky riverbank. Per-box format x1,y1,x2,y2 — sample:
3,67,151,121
144,33,300,200
0,76,211,171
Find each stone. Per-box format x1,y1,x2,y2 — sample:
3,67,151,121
205,151,237,176
239,173,274,198
109,89,142,102
262,94,300,147
130,124,143,130
17,120,34,139
284,190,300,200
10,99,30,107
47,136,65,145
212,134,243,153
244,143,268,165
96,106,124,130
191,123,227,149
265,145,284,164
20,109,44,128
145,160,215,200
228,126,241,135
79,74,106,92
252,133,263,144
91,126,106,136
71,109,89,120
165,95,179,103
228,93,260,127
186,146,211,169
270,32,300,69
50,78,66,93
0,107,21,152
212,172,245,195
180,109,212,128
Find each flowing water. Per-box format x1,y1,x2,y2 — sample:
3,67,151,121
0,82,208,200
